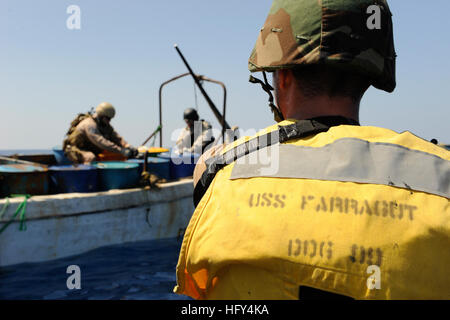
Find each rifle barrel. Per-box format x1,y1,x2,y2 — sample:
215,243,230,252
174,45,231,130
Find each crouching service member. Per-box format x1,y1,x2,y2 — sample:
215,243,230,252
63,102,138,164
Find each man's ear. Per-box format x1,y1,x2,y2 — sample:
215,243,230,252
277,69,293,90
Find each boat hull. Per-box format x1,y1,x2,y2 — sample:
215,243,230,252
0,180,194,267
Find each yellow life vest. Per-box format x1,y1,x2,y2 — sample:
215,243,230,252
174,120,450,300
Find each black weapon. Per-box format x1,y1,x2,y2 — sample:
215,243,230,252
174,44,231,131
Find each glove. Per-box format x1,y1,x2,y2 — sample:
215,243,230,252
122,148,133,159
122,147,139,159
130,147,139,158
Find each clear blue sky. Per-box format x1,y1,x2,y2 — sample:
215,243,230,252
1,0,449,150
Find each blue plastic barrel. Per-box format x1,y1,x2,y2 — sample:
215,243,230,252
127,158,170,180
49,165,98,194
158,153,200,180
52,147,72,165
94,162,140,191
0,164,49,197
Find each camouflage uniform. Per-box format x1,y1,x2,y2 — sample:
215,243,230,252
63,115,130,164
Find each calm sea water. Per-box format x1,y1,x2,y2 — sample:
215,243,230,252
0,150,53,156
0,238,192,300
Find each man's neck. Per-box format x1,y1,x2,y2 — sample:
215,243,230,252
281,95,360,123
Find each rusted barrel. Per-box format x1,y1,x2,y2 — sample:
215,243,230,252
0,164,49,197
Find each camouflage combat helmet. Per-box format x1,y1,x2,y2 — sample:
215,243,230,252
249,0,396,93
96,102,116,119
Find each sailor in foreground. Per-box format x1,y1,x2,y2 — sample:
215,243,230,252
175,0,450,299
63,102,138,164
175,108,215,155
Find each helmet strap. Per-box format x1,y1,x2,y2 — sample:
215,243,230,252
249,72,285,122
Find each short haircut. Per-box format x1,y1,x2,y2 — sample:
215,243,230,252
292,65,371,102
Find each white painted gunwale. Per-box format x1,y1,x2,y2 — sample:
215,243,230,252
0,179,195,267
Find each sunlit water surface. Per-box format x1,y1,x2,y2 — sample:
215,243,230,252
0,238,191,300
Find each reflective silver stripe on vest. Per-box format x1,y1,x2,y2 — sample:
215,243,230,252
230,138,450,198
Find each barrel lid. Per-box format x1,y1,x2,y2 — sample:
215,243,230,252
0,164,46,173
49,165,96,171
128,158,169,164
158,152,200,165
93,161,139,169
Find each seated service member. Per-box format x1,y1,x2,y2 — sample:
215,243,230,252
175,108,215,155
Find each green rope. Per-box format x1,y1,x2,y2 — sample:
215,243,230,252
0,194,30,234
150,126,161,147
151,135,157,147
0,198,10,220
